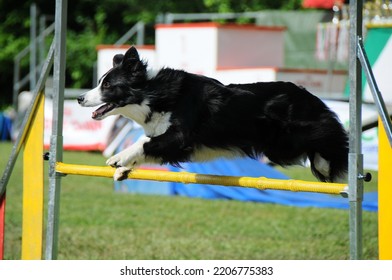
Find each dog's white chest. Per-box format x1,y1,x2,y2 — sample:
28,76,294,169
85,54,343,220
143,111,172,137
117,100,172,137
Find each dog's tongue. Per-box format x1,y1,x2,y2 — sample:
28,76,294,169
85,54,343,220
92,103,116,119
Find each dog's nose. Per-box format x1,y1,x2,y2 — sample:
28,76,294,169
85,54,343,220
77,95,84,104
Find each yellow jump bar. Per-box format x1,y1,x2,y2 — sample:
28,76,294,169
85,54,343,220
56,162,348,196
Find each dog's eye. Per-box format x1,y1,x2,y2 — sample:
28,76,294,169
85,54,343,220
102,82,110,89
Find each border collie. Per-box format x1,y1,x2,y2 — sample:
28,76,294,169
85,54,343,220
78,46,348,182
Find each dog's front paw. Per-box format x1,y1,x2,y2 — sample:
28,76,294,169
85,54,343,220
106,156,119,167
106,154,126,168
113,167,132,181
106,150,141,168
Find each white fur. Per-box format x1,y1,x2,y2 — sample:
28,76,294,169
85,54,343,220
144,112,172,137
313,153,330,177
108,100,151,124
147,68,158,80
108,135,164,180
113,167,132,181
107,135,153,168
80,81,104,107
191,146,243,162
110,101,172,137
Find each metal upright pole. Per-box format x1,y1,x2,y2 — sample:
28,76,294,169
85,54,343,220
30,3,37,91
39,16,46,67
13,57,20,111
136,22,145,46
45,0,67,260
348,0,364,260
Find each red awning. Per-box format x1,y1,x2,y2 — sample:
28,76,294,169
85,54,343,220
302,0,343,9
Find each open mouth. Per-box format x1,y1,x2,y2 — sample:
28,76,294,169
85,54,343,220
92,103,117,120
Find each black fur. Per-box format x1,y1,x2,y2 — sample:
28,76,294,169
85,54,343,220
84,47,349,182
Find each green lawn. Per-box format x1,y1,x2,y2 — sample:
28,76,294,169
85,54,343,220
0,141,379,259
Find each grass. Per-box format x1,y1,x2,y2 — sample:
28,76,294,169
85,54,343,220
0,141,379,260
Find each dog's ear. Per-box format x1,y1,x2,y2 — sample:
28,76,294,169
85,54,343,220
122,46,146,76
113,54,124,67
123,46,140,61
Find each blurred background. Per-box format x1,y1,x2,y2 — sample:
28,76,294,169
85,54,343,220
1,0,348,107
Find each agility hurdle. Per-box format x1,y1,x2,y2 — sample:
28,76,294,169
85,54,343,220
55,162,348,196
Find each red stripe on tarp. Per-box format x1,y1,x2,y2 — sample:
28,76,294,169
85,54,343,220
44,143,107,151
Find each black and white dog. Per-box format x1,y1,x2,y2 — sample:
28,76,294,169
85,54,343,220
78,46,348,182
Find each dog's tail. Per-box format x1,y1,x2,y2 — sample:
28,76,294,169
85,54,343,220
307,112,349,183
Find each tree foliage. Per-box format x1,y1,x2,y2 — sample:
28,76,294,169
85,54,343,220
0,0,303,107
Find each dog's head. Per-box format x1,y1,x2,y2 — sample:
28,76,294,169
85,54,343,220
77,46,148,120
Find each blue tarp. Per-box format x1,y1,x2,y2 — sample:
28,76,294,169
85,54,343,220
114,126,378,212
0,113,12,141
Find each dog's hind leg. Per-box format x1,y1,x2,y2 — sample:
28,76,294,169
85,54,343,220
313,153,330,178
308,153,328,182
309,152,348,183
